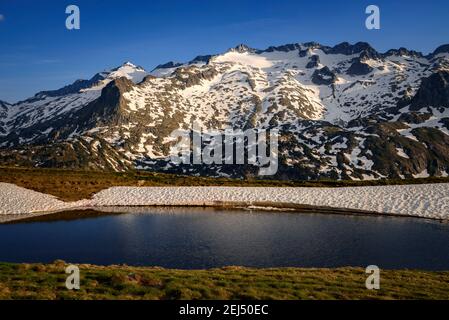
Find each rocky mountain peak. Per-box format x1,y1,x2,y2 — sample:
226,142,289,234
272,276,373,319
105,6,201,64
107,61,148,83
2,41,449,180
121,61,140,68
153,61,183,70
433,44,449,56
384,47,424,58
263,43,301,53
230,44,257,53
325,42,378,56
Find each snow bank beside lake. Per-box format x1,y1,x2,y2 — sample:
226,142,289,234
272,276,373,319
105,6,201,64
0,183,89,217
1,182,448,220
92,184,449,219
0,183,72,215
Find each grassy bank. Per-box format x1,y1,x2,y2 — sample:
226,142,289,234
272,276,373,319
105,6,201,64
0,262,448,300
1,167,449,202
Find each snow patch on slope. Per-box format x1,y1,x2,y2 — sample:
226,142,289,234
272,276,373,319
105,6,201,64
214,52,274,68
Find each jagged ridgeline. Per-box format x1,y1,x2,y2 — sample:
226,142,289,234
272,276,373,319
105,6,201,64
1,42,449,180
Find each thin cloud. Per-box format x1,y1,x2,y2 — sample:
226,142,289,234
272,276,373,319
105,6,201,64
0,14,4,22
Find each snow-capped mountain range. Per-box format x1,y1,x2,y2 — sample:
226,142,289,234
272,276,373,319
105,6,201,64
1,41,449,180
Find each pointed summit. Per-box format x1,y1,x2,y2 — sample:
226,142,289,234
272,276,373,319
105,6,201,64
111,61,145,72
230,44,257,53
107,61,148,83
122,61,136,67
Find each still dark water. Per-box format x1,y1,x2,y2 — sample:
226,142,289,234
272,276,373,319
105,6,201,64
1,207,449,270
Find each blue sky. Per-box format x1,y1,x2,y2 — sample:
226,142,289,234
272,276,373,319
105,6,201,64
1,0,449,102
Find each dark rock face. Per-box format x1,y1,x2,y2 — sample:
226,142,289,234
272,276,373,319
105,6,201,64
0,100,9,109
312,67,336,85
232,44,257,53
299,42,380,60
327,42,355,55
173,66,218,89
326,42,378,56
410,71,449,110
79,77,134,126
0,140,131,171
384,48,424,58
153,61,183,70
263,43,301,53
189,55,213,64
34,73,105,98
302,42,322,49
432,44,449,56
298,49,308,58
306,55,320,69
0,101,8,135
359,50,380,61
346,59,374,76
298,42,323,57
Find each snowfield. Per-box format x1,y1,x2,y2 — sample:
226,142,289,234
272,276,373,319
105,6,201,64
1,182,448,220
0,183,86,215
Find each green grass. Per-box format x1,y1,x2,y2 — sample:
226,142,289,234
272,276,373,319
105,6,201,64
0,262,448,300
1,166,448,201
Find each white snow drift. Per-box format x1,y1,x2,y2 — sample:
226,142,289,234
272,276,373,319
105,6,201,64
0,183,83,215
1,182,448,220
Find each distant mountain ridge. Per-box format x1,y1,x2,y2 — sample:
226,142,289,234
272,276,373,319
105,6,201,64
1,41,449,180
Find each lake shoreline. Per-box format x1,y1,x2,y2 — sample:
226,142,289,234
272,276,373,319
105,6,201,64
2,202,448,224
1,182,449,222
